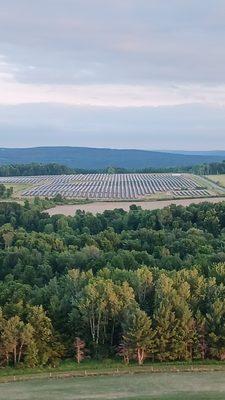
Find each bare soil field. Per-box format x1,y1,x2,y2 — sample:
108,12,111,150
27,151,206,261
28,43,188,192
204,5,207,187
46,197,225,216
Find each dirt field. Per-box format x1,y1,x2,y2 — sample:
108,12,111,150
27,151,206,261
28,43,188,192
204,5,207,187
46,197,225,216
0,371,225,400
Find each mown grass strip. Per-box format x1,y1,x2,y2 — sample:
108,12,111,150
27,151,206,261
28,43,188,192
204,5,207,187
0,362,225,384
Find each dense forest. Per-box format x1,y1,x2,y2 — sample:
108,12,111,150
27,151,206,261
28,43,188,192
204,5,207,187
0,163,75,177
0,201,224,367
140,160,225,175
194,160,225,175
0,160,225,177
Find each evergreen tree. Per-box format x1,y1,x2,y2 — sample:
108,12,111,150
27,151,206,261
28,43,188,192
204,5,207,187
122,308,155,365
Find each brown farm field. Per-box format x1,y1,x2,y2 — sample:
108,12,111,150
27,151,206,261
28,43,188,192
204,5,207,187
46,197,225,216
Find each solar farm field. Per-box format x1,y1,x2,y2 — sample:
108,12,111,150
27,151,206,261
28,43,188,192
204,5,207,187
0,173,220,200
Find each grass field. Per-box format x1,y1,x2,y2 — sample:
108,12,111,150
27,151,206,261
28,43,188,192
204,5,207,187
4,183,34,198
0,371,224,400
207,175,225,188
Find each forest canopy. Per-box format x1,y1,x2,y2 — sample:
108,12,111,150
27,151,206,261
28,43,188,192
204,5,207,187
0,201,224,366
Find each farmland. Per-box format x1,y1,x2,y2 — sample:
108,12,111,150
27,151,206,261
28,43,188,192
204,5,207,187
46,197,225,216
0,173,223,200
207,174,225,188
0,371,224,400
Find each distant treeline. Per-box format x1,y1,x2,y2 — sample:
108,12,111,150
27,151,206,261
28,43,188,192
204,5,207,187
127,161,225,175
0,160,225,176
0,163,75,176
193,160,225,175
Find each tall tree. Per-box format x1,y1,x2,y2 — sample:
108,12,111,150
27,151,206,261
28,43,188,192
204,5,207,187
122,308,155,365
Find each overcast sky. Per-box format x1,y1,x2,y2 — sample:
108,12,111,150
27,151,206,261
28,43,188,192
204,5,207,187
0,0,225,150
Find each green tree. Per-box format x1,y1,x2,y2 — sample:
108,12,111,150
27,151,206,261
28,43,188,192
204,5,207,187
0,224,14,249
122,308,154,365
78,278,135,351
27,306,54,365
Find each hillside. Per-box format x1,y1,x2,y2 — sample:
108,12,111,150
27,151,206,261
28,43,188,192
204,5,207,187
159,150,225,157
0,147,225,170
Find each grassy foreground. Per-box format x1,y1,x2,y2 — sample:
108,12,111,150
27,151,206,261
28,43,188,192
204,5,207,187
0,360,224,380
0,371,225,400
0,362,224,400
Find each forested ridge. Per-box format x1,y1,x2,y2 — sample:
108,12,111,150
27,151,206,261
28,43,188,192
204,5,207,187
0,201,224,367
1,147,225,170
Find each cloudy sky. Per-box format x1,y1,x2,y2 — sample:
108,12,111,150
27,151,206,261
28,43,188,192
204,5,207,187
0,0,225,149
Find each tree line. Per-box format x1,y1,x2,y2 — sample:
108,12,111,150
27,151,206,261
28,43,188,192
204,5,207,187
0,163,75,177
0,160,225,177
0,201,224,366
188,160,225,175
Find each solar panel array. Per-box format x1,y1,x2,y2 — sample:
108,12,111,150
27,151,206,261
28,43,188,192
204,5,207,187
0,173,211,200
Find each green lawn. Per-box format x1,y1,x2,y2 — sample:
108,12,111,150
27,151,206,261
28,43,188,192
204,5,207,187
0,372,224,400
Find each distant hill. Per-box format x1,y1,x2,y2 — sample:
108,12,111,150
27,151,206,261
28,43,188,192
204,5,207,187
159,150,225,157
0,147,225,170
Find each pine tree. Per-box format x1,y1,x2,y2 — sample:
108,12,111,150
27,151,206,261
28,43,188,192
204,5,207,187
122,308,155,365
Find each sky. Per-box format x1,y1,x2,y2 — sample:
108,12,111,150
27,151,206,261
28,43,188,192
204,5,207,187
0,0,225,150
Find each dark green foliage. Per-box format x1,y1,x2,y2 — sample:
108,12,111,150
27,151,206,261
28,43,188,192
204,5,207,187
0,163,75,177
0,201,224,366
193,160,225,175
0,159,225,177
0,184,13,199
